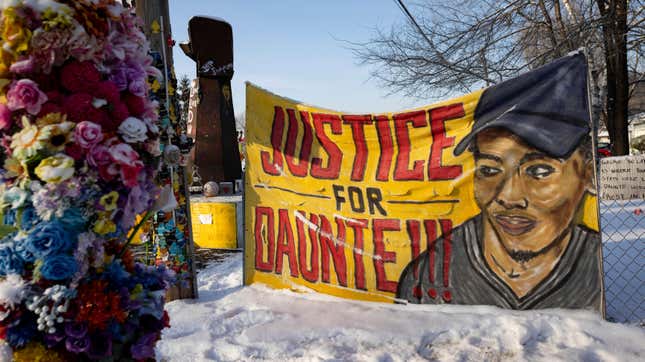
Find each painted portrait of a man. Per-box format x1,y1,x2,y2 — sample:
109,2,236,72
397,53,604,312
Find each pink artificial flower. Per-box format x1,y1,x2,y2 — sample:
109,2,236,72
6,79,48,115
9,57,36,74
0,103,12,130
87,144,111,167
75,121,104,148
108,143,140,167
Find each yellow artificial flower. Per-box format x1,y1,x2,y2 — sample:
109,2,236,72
93,214,116,235
38,121,75,152
13,342,64,362
100,191,119,211
40,8,74,31
11,117,45,160
34,154,75,183
1,7,32,54
3,157,24,178
36,112,67,127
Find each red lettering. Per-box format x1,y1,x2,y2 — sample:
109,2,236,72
372,219,399,293
346,218,368,290
296,211,319,283
319,215,347,286
260,106,285,175
284,110,313,177
342,115,372,181
310,113,343,179
393,111,426,180
375,115,394,181
275,209,298,277
428,104,464,180
254,207,275,272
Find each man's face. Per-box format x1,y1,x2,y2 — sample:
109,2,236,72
473,129,591,258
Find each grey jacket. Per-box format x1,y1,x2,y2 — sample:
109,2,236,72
396,215,604,313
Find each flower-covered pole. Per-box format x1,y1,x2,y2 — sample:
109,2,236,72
0,1,174,360
135,0,198,301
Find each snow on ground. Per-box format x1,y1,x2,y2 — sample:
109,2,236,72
156,253,645,362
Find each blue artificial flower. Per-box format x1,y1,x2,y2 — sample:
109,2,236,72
25,221,74,259
38,254,78,281
103,260,130,287
0,237,24,276
6,313,37,348
19,206,39,231
14,239,36,263
2,209,16,226
56,207,87,234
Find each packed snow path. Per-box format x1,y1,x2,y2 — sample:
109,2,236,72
156,253,644,361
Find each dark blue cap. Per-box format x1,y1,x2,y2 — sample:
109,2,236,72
454,52,591,158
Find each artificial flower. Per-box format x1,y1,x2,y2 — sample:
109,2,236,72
74,121,103,148
118,116,147,143
34,154,75,183
99,191,119,211
35,112,66,127
38,121,75,152
93,214,116,235
6,79,47,115
60,61,100,93
36,254,78,281
10,118,45,160
0,7,31,54
13,342,65,362
24,221,73,259
0,102,12,130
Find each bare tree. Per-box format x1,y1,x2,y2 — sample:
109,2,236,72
353,0,644,155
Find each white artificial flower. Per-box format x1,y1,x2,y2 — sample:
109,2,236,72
118,116,148,143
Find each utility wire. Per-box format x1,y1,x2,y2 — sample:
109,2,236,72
392,0,434,47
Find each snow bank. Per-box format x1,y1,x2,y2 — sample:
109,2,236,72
156,253,644,361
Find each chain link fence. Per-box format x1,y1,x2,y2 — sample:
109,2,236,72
600,198,645,325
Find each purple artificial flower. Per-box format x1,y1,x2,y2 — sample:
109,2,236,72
43,329,66,348
130,333,157,360
108,66,128,91
6,79,48,115
66,335,91,354
127,77,147,97
64,321,88,339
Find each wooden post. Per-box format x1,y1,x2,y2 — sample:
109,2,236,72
135,0,198,300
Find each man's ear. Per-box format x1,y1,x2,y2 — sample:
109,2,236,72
584,159,598,196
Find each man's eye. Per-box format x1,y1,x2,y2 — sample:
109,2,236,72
525,164,555,179
477,166,501,177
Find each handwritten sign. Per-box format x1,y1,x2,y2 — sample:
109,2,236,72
600,155,645,200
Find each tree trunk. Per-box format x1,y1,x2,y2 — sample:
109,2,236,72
598,0,630,155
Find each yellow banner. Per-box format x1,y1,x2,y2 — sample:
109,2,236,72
244,76,599,304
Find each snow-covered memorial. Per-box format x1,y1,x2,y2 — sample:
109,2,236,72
0,1,174,360
244,52,605,313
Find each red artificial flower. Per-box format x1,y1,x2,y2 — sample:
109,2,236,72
110,100,130,123
75,280,127,331
123,93,146,116
92,81,120,104
65,143,86,161
64,93,94,122
38,102,63,117
120,161,143,188
61,61,101,93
